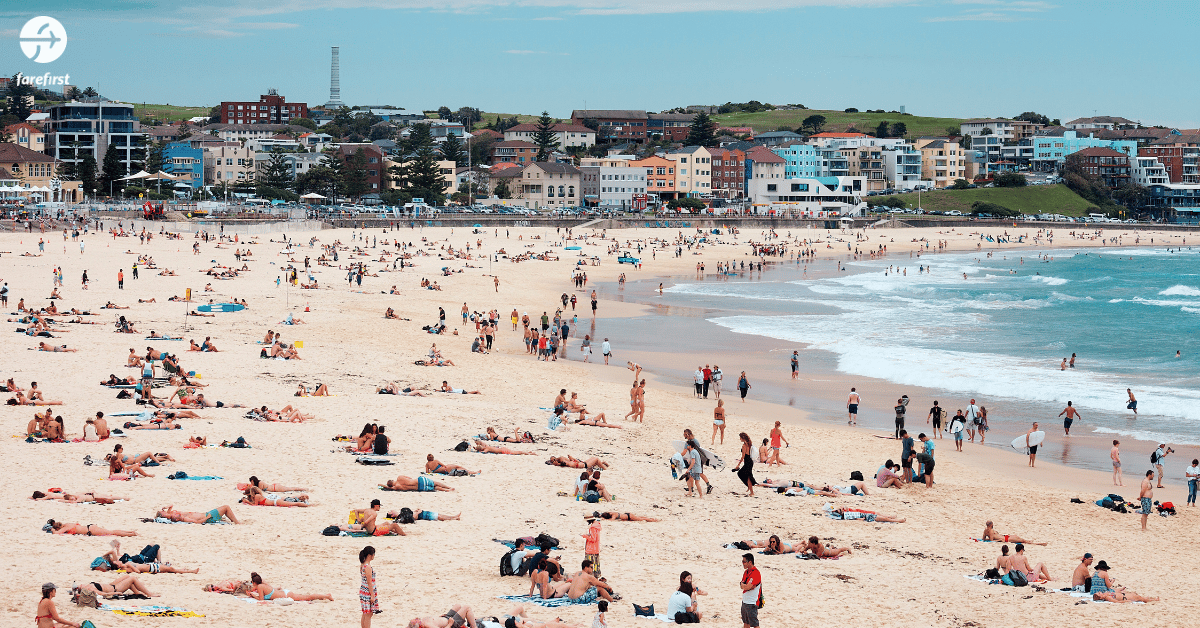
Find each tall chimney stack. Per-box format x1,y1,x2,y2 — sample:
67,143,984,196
325,46,345,108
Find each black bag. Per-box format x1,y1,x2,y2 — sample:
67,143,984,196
1151,451,1159,464
633,604,655,617
675,611,700,624
453,441,469,452
534,533,560,548
500,549,517,576
733,541,751,550
321,525,340,536
1008,570,1029,587
984,568,1001,580
116,390,132,399
850,471,864,482
398,508,415,524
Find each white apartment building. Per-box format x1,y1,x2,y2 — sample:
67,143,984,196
882,145,927,191
504,123,596,149
203,143,254,185
1131,156,1170,187
666,146,712,198
580,157,645,210
746,175,868,215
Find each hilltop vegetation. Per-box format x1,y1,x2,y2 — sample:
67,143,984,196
872,185,1097,216
713,108,964,138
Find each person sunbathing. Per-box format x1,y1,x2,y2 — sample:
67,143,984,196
38,342,77,352
103,302,129,309
407,603,478,628
76,574,158,598
547,455,608,470
377,382,428,396
6,392,63,406
344,501,407,536
440,381,481,394
830,507,905,523
296,383,330,397
247,572,332,602
1090,561,1158,603
385,308,400,319
500,604,584,628
240,486,314,507
379,475,455,492
575,414,622,428
473,440,536,455
104,374,136,386
981,521,1047,545
138,297,159,302
425,454,479,476
535,561,614,603
742,535,798,554
129,419,181,430
596,511,658,522
813,482,871,497
47,520,138,536
32,491,128,504
803,535,852,558
108,455,154,479
188,340,203,351
485,427,536,443
239,476,308,492
186,436,207,447
113,445,174,465
155,505,241,524
91,540,198,574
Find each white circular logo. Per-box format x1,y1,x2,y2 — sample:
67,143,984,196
19,16,68,64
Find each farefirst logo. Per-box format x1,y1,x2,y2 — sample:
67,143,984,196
14,72,71,87
20,16,68,63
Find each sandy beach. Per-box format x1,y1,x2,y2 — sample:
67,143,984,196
3,220,1197,627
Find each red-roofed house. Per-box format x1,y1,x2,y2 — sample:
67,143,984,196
1072,147,1131,188
808,132,870,139
491,140,538,165
503,123,595,149
3,123,46,154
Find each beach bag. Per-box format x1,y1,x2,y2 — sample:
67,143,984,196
74,587,99,608
675,611,700,624
500,549,518,576
398,508,415,524
633,604,655,617
321,525,340,536
534,533,559,548
850,471,864,482
1108,493,1125,504
116,390,132,399
1150,451,1159,464
453,441,469,452
1004,571,1028,587
984,568,1001,580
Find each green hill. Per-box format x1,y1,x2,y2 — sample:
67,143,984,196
133,104,213,123
874,185,1097,216
713,109,963,139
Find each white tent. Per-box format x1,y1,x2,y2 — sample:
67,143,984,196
300,192,326,199
120,170,153,181
150,171,179,180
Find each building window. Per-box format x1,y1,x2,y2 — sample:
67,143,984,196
767,184,777,192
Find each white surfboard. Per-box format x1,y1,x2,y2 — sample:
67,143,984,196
671,440,726,470
949,421,964,434
1011,431,1045,450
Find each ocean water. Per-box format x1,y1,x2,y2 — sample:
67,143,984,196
669,247,1200,447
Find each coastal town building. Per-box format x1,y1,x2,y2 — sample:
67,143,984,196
45,101,144,175
220,89,307,125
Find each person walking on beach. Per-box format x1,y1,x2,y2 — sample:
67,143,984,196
966,399,980,442
737,372,751,403
590,290,598,318
1152,444,1173,488
732,432,757,496
790,351,799,380
360,546,378,628
927,401,943,439
950,411,965,451
1139,470,1154,531
693,367,703,398
1024,422,1040,468
1059,401,1081,436
767,421,788,466
1111,440,1123,486
582,513,603,574
847,388,859,425
1127,388,1138,415
712,365,722,399
601,338,611,365
118,269,123,289
894,398,907,439
739,553,762,628
702,365,712,399
1185,458,1199,507
712,399,726,445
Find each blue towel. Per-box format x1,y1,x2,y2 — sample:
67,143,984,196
497,594,593,608
168,473,223,480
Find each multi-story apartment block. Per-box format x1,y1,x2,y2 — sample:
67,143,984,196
913,138,964,188
492,140,537,165
1031,131,1137,172
209,124,310,142
745,146,786,191
646,113,695,143
333,144,386,194
579,156,645,210
1141,136,1200,184
203,143,254,185
510,162,581,209
667,146,711,198
1131,156,1170,187
4,123,46,153
882,144,925,190
629,155,677,199
45,101,144,176
708,148,746,199
504,123,596,149
959,118,1044,142
771,144,821,179
1064,116,1136,131
1073,147,1131,188
220,89,307,125
570,110,649,143
162,141,204,190
747,175,866,214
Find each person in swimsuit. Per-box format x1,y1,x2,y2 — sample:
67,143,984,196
440,381,481,394
712,399,726,445
91,540,198,574
1090,561,1159,603
732,432,757,496
1008,544,1051,582
767,421,788,466
847,387,860,425
744,535,797,554
33,491,128,504
241,486,314,507
248,572,333,601
155,505,241,524
547,455,608,470
48,520,138,536
241,476,308,492
77,574,159,598
425,454,479,476
803,536,852,558
596,511,659,522
379,475,456,491
831,508,906,523
415,510,460,521
36,582,80,628
485,427,535,443
981,521,1046,545
408,604,479,628
813,482,871,497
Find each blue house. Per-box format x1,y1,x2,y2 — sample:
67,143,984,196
163,141,204,191
1031,131,1137,171
772,144,821,178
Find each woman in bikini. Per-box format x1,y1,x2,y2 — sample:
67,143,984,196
485,427,535,443
239,476,308,492
48,520,138,537
473,440,536,455
77,574,159,598
803,535,852,558
425,454,479,476
408,604,477,628
240,486,314,507
33,491,128,504
743,535,798,554
574,413,622,429
546,455,608,470
248,572,332,601
36,583,80,628
597,511,659,522
108,455,154,480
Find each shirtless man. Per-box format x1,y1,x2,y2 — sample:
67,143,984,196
634,380,646,422
474,439,539,454
803,536,852,558
981,521,1047,545
623,381,638,421
547,455,608,470
344,499,405,536
1139,470,1154,531
847,387,860,425
38,342,77,352
1111,440,1123,486
1058,401,1081,436
407,603,478,628
379,475,456,491
155,505,241,524
440,381,481,395
540,561,614,603
1127,388,1137,415
1071,554,1094,592
93,412,110,439
425,454,479,476
1008,543,1051,582
1024,422,1040,467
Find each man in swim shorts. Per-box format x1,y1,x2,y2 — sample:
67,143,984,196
1139,470,1154,531
847,388,859,426
1058,401,1080,436
1024,422,1040,467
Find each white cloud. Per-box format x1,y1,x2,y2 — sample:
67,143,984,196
927,10,1019,21
930,0,1054,22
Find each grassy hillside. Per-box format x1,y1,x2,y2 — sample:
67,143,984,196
133,104,212,123
713,109,963,139
875,185,1097,216
478,112,541,125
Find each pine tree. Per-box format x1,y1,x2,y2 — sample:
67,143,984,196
100,144,127,196
78,153,98,197
494,179,511,199
342,149,369,200
440,132,465,164
684,112,718,147
144,141,166,173
532,111,559,162
263,149,294,190
875,121,890,138
5,74,35,122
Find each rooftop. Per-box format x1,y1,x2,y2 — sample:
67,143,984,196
570,110,649,120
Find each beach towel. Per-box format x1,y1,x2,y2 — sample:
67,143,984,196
147,517,229,525
100,604,205,618
168,473,223,480
497,594,596,608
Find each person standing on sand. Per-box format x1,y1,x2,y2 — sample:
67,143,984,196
1127,388,1137,415
737,372,751,403
1111,440,1123,486
1185,458,1199,507
966,399,980,442
1059,401,1081,436
847,388,859,425
693,367,703,398
1152,444,1173,488
1024,422,1040,467
739,554,762,628
767,421,788,466
1139,470,1154,531
702,365,712,399
360,546,378,628
601,338,611,365
590,290,598,318
712,365,722,399
790,351,799,380
894,398,907,439
927,401,943,439
635,380,646,422
732,432,757,496
712,399,726,445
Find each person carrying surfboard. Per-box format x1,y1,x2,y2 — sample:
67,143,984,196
1024,423,1040,468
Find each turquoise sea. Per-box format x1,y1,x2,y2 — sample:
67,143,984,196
668,246,1200,449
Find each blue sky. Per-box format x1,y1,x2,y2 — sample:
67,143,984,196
3,1,1198,127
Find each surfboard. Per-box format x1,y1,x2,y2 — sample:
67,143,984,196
195,303,245,313
1011,431,1045,450
565,246,581,250
949,421,964,434
671,439,726,470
